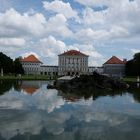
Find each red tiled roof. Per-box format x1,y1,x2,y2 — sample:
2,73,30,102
59,50,88,56
104,56,126,64
21,55,42,63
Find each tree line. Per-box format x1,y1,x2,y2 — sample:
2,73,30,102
125,52,140,76
0,52,24,75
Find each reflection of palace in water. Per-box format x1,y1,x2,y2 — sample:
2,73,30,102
0,80,140,102
20,81,40,95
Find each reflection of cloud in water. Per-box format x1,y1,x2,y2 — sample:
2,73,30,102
35,89,65,113
0,110,72,139
0,105,131,140
0,99,25,109
0,111,42,140
0,81,140,140
0,88,65,113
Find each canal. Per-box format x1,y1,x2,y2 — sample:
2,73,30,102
0,80,140,140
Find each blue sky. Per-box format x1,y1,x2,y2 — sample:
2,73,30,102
0,0,140,66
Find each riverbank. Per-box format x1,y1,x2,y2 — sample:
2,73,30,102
0,75,56,80
0,75,138,82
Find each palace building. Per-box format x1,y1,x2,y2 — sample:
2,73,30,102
58,50,89,76
20,51,126,77
21,55,42,75
103,56,126,77
21,55,57,76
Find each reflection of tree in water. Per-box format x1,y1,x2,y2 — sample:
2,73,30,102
0,80,42,95
0,80,13,95
92,89,124,101
58,88,124,102
58,86,140,103
13,81,22,92
0,80,22,95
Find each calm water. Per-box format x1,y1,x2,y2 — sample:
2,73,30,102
0,80,140,140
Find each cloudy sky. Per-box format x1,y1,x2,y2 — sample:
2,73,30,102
0,0,140,66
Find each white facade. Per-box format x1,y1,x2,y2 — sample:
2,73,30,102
103,56,126,77
40,65,58,76
103,64,125,77
58,50,89,76
21,54,125,77
21,61,41,75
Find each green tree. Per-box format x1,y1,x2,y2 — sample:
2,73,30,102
125,52,140,76
125,60,134,76
0,52,14,74
133,52,140,75
14,57,24,75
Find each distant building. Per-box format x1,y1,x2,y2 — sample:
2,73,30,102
88,66,103,74
21,55,42,75
21,55,58,76
58,50,89,76
103,56,126,77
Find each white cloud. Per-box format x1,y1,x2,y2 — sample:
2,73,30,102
46,14,73,38
75,25,130,44
37,36,67,64
82,7,105,25
75,0,105,6
43,0,77,19
0,37,25,46
0,8,73,39
75,28,109,43
39,35,66,57
0,8,47,37
109,1,140,35
109,25,129,39
130,49,140,54
76,0,139,43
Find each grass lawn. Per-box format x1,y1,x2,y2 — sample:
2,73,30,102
0,75,56,80
123,77,137,82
